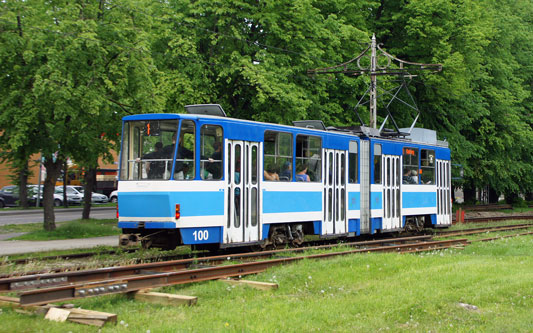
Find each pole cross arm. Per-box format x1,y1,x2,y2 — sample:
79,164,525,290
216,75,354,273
306,33,442,130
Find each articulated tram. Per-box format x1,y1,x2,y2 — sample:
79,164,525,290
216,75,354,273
117,105,452,250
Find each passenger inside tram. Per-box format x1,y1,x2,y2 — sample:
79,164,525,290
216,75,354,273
264,163,280,181
296,162,311,182
279,161,292,181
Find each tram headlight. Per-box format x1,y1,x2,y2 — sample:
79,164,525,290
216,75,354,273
175,204,181,220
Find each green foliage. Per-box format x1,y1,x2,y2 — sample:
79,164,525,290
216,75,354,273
1,0,532,210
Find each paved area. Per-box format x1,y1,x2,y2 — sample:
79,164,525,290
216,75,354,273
0,232,26,241
0,206,116,225
0,235,118,256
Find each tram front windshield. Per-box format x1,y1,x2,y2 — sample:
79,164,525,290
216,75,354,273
120,119,195,181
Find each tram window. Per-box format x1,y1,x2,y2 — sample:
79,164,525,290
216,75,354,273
402,147,419,184
120,120,179,181
421,149,435,184
296,135,322,182
374,144,382,184
200,125,223,180
348,141,358,183
340,153,346,185
174,120,195,180
264,131,292,181
251,146,258,185
251,187,258,226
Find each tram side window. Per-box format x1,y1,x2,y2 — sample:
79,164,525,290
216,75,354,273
175,120,195,180
348,141,358,183
296,135,321,182
374,144,382,184
402,147,419,184
264,131,292,181
200,125,223,180
421,149,435,184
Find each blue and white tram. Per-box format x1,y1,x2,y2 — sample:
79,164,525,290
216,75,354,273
117,105,452,250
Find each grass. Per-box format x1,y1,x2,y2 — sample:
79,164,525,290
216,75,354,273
0,233,531,332
7,218,119,241
0,222,47,234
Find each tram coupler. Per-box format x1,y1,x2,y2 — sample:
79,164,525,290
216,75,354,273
119,233,141,247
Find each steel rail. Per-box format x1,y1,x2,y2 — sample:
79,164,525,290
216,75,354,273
17,238,467,306
435,224,533,238
471,231,533,243
2,248,139,267
435,223,532,235
456,215,533,223
0,235,432,292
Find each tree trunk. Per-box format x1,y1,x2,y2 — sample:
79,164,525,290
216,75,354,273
463,183,477,205
43,157,63,231
488,187,500,204
505,192,519,205
62,161,68,208
18,161,29,209
82,168,96,219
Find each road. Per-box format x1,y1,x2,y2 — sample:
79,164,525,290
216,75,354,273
0,206,116,226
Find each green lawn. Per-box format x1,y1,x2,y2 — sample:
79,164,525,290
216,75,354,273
0,234,531,332
2,218,119,241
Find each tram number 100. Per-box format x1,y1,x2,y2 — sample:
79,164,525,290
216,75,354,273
193,230,209,241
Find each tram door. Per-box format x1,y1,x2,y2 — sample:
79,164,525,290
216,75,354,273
225,140,260,243
436,159,452,225
382,155,401,229
323,149,347,235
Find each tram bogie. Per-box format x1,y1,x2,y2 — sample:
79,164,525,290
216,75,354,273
117,105,452,250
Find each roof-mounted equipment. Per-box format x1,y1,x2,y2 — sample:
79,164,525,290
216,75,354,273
185,104,226,117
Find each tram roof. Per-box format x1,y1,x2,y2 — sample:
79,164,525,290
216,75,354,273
122,113,448,148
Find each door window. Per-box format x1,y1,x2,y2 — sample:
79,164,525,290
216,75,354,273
374,144,382,184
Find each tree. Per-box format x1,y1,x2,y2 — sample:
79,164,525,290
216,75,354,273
371,0,533,202
0,0,160,228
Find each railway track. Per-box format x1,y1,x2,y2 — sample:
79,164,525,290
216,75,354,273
2,220,531,279
460,203,533,211
2,222,531,306
434,223,533,238
458,215,533,223
1,235,466,306
1,248,140,266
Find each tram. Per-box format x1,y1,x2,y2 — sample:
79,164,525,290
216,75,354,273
117,104,452,249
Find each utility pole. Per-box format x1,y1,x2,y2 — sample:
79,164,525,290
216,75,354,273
308,34,442,132
369,34,377,129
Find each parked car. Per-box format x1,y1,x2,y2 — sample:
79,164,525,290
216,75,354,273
0,185,59,207
71,186,109,203
0,185,22,208
54,186,83,205
28,185,68,207
109,190,118,203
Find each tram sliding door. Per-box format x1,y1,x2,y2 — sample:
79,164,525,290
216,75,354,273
225,140,260,244
382,155,401,230
436,159,452,225
323,149,347,235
